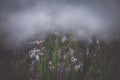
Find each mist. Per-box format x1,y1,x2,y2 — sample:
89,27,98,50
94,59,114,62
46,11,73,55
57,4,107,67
0,0,120,48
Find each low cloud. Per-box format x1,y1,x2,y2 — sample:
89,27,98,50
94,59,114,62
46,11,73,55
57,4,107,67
0,0,120,48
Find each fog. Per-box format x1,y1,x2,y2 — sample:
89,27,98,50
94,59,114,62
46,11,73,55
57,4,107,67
0,0,120,48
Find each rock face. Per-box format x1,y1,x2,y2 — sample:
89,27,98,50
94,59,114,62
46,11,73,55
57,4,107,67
2,32,120,80
11,34,83,80
11,33,99,80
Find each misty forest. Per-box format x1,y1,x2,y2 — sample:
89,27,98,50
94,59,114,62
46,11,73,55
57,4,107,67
0,0,120,80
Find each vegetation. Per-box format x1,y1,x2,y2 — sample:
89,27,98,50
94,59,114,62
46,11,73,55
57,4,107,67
12,34,120,80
